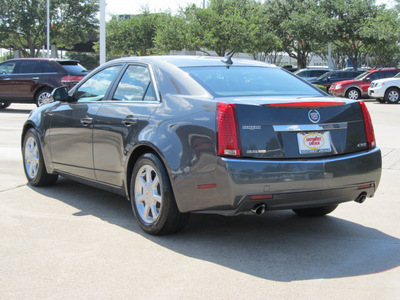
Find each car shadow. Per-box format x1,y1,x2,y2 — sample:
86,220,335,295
29,177,400,282
0,108,33,114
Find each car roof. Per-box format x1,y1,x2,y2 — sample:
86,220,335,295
108,55,277,68
5,58,79,63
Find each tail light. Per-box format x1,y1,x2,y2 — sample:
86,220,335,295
61,75,83,84
359,101,376,149
217,102,241,157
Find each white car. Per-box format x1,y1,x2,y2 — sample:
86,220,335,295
368,72,400,103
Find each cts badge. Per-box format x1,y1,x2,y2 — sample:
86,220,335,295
308,109,320,123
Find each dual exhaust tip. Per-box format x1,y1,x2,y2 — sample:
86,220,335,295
251,191,368,216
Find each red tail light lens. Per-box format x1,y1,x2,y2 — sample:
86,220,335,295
359,101,376,149
217,102,241,157
61,75,83,84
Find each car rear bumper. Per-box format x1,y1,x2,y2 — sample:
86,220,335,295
173,148,382,214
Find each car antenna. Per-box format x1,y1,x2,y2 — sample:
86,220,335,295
221,52,234,69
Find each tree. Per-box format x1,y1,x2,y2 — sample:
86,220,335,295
320,0,379,70
101,11,161,57
0,0,99,57
265,0,332,69
155,0,262,57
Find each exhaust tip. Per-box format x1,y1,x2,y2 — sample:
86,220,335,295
355,192,367,204
251,204,266,215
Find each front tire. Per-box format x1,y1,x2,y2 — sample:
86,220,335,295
345,88,361,100
292,204,338,217
384,87,400,104
22,128,58,186
130,153,188,235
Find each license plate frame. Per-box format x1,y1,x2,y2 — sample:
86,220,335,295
297,131,332,154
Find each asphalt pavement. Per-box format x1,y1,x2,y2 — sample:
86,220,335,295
0,102,399,299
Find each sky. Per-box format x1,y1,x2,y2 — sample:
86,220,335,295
104,0,396,17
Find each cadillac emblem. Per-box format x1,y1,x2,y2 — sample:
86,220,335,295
308,109,320,123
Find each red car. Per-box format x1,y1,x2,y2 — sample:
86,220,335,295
329,68,400,100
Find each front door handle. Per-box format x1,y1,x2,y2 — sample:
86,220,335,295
80,118,93,126
32,77,39,80
122,116,138,127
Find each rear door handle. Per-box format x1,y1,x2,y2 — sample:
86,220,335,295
122,116,138,127
80,118,93,126
32,77,39,80
3,78,11,80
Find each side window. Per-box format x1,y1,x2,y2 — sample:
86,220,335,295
383,71,398,78
17,61,39,73
368,72,379,81
113,65,156,101
75,65,121,102
0,61,17,74
40,61,57,73
329,73,339,79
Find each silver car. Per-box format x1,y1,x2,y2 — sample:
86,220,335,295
21,56,381,235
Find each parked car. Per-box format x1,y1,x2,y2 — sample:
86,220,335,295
368,72,400,103
329,68,400,100
310,70,364,90
293,68,332,81
281,65,298,72
21,56,381,235
0,58,88,109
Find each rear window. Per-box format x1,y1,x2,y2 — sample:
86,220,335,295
58,61,88,76
182,66,323,97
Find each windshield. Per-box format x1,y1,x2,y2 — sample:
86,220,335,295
182,66,323,97
354,71,369,80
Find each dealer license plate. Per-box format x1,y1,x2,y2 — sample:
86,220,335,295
297,132,332,154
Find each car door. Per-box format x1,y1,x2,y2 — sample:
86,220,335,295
49,65,123,179
12,60,41,101
0,61,18,101
93,64,159,187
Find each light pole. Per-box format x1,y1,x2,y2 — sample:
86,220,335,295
47,0,50,58
100,0,106,65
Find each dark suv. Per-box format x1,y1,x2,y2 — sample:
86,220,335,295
0,58,88,108
310,70,364,90
329,68,400,100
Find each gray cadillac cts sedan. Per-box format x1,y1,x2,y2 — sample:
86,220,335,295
21,56,381,235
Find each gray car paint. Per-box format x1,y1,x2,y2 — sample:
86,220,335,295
22,56,382,215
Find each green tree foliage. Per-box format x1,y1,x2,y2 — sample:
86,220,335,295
320,0,379,70
101,11,161,57
0,0,98,57
155,0,266,57
265,0,331,69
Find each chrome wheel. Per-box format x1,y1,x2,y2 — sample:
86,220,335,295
24,136,39,180
134,164,162,224
36,90,53,106
346,89,360,100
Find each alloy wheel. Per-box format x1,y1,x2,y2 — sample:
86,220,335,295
134,164,162,224
24,136,39,179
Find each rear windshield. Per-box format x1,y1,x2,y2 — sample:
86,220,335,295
182,66,323,97
58,61,88,76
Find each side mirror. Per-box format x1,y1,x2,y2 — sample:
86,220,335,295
365,77,371,82
326,77,331,81
51,86,69,102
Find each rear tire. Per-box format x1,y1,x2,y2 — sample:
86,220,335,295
0,102,11,109
130,153,188,235
22,128,58,186
384,87,400,104
292,204,338,217
35,87,53,107
345,88,361,100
